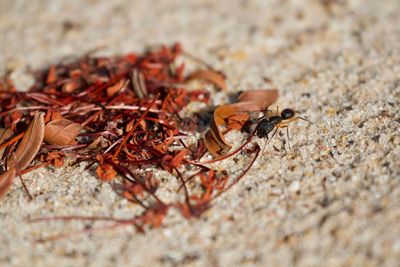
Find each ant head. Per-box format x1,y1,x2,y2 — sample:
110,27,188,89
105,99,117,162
281,108,295,120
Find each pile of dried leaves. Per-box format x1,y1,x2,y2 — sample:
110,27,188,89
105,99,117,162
0,43,278,234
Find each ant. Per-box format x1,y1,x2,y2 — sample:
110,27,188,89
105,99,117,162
255,107,311,149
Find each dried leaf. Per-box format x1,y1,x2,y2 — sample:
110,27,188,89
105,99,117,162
0,167,16,199
187,70,227,91
8,112,45,171
0,128,13,159
203,106,235,156
44,119,83,146
204,89,279,157
234,89,279,112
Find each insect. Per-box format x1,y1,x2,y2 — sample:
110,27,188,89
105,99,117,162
255,108,311,148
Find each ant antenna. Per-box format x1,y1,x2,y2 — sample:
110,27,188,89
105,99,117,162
266,128,279,145
296,116,313,124
261,138,268,155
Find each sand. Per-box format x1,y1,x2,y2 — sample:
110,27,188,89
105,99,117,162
0,0,399,266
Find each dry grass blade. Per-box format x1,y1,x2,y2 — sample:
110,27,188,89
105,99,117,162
0,167,16,199
132,69,148,98
187,70,227,91
44,118,83,146
8,112,45,171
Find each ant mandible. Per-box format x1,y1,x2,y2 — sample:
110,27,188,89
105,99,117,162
255,107,311,149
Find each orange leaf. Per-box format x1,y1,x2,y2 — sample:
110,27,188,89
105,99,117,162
187,70,227,91
44,119,83,146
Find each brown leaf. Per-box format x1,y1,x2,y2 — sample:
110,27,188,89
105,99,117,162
0,167,16,199
0,128,13,158
8,112,45,171
44,119,83,146
187,70,227,91
204,89,279,157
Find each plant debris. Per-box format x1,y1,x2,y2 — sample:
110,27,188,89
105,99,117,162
0,43,280,238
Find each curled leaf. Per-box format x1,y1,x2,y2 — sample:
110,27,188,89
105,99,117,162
0,167,16,199
204,89,279,157
8,112,45,171
1,113,44,199
44,119,83,146
187,70,227,91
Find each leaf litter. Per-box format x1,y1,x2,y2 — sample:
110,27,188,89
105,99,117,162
0,43,281,240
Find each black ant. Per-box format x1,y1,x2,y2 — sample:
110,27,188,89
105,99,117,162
255,108,311,149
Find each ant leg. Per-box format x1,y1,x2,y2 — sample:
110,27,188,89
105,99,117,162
276,123,290,149
262,136,269,155
267,128,279,144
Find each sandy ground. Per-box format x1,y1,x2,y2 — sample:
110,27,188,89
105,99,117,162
1,0,400,266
